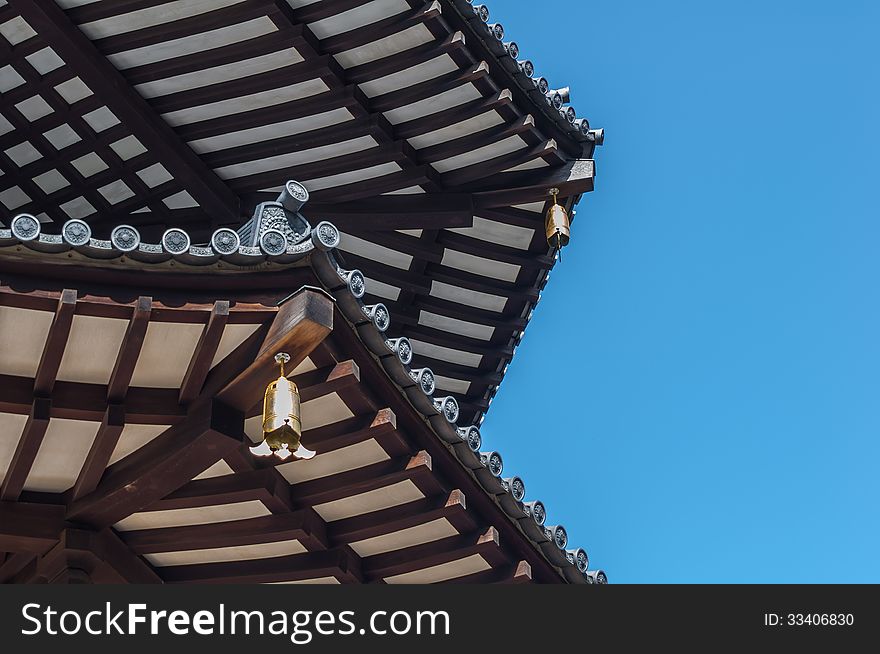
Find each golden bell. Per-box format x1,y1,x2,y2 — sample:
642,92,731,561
545,188,571,251
252,353,315,460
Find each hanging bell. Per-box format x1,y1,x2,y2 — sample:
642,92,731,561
545,187,571,253
251,353,315,460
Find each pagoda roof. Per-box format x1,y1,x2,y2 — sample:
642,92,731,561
0,0,602,425
0,212,603,584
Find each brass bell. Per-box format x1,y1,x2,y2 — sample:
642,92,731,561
250,353,315,460
545,187,571,254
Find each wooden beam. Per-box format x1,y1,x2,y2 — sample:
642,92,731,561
471,159,596,208
0,374,187,424
300,408,397,453
290,451,441,507
179,301,230,405
418,114,537,164
329,490,475,545
441,560,533,584
148,56,331,116
309,167,435,204
0,502,64,553
70,404,126,501
282,194,474,231
163,451,435,513
345,31,467,85
174,86,362,143
159,547,361,584
121,508,328,555
437,0,587,158
319,1,442,54
0,398,51,502
33,289,76,396
148,468,286,512
394,89,516,140
368,60,490,113
363,527,506,581
289,359,360,404
107,296,151,402
215,287,334,413
226,141,414,194
93,528,163,584
7,0,240,223
205,116,379,171
0,552,33,583
67,399,245,529
122,28,303,86
18,529,98,584
442,140,562,188
15,527,162,584
327,305,568,583
88,1,277,54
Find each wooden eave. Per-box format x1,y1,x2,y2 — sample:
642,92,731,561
0,235,596,583
0,0,602,438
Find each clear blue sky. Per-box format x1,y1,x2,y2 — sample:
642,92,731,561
483,1,879,582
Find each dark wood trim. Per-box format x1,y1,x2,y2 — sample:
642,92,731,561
327,311,566,582
147,56,331,116
0,502,64,553
442,140,561,188
7,0,240,223
0,398,52,502
329,490,475,545
107,296,151,402
345,31,466,85
69,404,126,502
90,0,276,55
294,359,360,404
394,89,515,140
159,547,360,584
0,552,34,583
33,289,76,396
66,399,245,529
225,141,414,194
290,451,441,507
121,508,328,555
441,560,533,584
319,1,442,55
362,527,505,580
369,60,490,114
94,527,163,584
148,468,284,512
300,408,397,454
215,287,334,412
471,159,595,208
122,27,303,86
178,300,230,405
309,166,436,204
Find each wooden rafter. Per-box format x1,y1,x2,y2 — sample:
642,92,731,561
107,296,151,402
70,404,126,502
0,398,52,502
159,547,362,584
329,489,475,545
7,0,240,223
120,509,329,556
362,527,505,580
66,398,246,529
33,289,77,396
178,300,230,405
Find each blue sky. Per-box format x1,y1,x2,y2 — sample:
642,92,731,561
482,1,879,582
